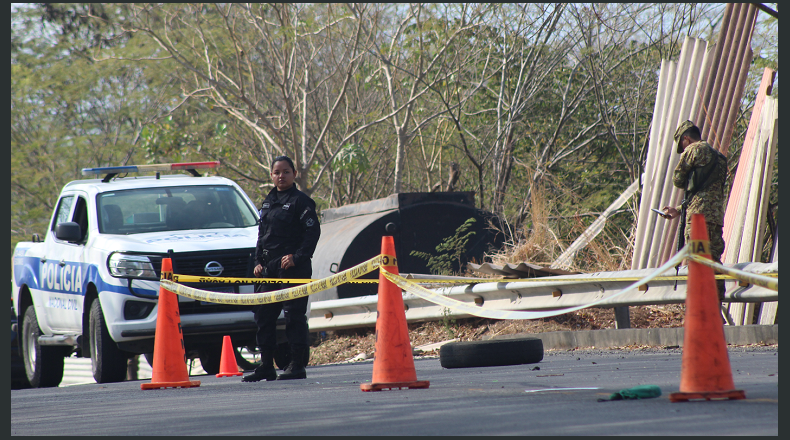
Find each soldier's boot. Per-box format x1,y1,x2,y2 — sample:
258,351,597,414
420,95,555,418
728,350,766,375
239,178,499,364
276,347,307,380
242,350,277,382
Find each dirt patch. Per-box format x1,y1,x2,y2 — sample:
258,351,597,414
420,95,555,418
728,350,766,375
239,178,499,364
307,304,686,366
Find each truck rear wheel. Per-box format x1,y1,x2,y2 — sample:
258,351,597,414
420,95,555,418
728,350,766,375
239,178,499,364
21,307,65,388
89,300,128,383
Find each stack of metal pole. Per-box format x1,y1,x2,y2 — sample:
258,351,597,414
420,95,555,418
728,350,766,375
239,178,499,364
723,89,778,325
631,37,710,270
633,4,761,272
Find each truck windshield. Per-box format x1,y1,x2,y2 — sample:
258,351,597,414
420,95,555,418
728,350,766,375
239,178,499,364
97,185,258,234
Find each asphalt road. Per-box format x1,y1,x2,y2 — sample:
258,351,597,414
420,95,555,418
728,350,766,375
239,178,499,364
11,346,778,436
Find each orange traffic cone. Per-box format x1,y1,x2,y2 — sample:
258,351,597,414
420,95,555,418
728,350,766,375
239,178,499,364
670,214,745,402
216,335,243,378
141,258,201,390
360,236,429,392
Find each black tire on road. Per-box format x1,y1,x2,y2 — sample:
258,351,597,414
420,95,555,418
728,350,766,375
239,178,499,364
439,337,544,369
11,343,32,389
12,308,32,389
89,300,128,383
21,307,65,388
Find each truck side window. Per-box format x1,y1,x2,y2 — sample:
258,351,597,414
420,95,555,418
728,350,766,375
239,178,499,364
52,195,75,232
72,197,89,242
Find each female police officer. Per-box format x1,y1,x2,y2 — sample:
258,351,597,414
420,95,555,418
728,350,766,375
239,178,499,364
243,156,320,382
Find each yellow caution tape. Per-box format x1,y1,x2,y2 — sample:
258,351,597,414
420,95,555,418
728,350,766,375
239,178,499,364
379,247,690,320
160,255,384,305
170,254,398,285
159,244,777,312
171,274,379,284
687,254,778,291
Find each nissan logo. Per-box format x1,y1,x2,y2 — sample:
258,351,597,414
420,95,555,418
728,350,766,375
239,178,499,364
204,261,224,277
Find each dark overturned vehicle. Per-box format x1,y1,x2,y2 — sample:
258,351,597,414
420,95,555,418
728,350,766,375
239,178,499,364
310,192,504,302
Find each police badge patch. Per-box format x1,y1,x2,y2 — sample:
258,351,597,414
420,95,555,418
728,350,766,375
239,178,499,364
306,218,315,227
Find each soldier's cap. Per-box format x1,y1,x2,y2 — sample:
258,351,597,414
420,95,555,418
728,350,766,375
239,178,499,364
673,120,697,154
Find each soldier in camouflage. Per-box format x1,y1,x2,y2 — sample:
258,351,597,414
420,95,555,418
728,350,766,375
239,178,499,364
662,120,728,300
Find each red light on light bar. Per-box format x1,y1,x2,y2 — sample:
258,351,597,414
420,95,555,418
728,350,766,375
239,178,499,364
170,161,220,170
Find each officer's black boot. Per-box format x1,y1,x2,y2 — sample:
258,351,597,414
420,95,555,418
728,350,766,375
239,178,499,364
242,350,277,382
276,347,307,380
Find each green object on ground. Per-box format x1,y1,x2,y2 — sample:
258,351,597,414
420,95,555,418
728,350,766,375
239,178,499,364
599,385,662,401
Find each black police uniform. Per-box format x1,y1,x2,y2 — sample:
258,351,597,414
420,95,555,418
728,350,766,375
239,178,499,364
253,184,320,370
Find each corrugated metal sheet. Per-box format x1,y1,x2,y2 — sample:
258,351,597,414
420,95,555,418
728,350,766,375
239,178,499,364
633,4,763,272
695,3,758,155
631,37,709,270
724,95,778,325
722,68,776,253
653,36,710,268
758,226,778,325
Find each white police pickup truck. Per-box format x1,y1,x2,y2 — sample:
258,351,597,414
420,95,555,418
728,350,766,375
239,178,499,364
12,162,264,387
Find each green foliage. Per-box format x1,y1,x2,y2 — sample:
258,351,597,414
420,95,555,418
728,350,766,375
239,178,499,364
140,116,192,159
440,307,459,339
410,218,477,275
332,143,371,173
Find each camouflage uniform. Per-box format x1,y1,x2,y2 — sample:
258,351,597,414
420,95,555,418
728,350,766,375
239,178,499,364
672,139,728,299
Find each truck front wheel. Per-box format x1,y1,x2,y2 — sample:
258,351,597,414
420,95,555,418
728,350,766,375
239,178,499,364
21,307,65,388
89,300,128,383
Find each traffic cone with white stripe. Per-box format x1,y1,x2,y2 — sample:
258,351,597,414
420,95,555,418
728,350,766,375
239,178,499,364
360,236,429,392
141,258,201,390
669,214,744,402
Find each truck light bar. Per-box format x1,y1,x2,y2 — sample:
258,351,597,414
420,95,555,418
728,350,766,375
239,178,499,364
81,161,220,182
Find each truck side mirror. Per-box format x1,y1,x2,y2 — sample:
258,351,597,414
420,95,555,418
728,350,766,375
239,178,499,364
55,222,83,243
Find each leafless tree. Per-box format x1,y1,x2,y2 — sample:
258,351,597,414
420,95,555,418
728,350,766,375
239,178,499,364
359,3,493,194
91,3,377,195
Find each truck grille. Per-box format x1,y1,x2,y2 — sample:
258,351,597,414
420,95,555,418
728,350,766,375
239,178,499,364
153,248,257,315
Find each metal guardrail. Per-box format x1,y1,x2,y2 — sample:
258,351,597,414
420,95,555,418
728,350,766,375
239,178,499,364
308,261,778,332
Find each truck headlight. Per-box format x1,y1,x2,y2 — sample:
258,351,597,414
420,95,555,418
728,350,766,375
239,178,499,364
108,253,157,279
